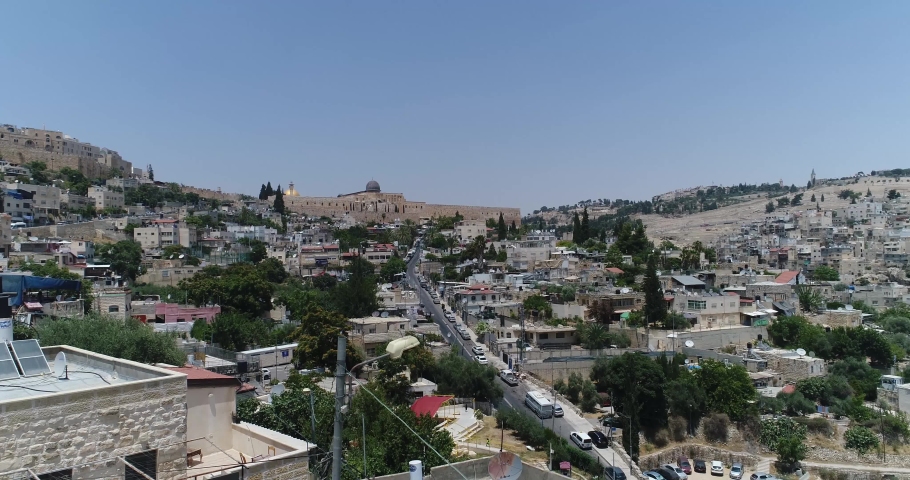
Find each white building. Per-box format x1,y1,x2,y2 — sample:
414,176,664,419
88,185,125,211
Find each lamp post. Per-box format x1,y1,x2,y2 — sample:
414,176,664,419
302,388,316,442
332,335,421,480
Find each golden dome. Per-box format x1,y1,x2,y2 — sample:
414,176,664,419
284,182,299,196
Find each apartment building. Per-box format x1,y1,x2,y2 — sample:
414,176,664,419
363,243,397,265
106,176,139,189
5,182,61,219
3,189,33,223
88,185,125,211
61,192,96,211
133,219,197,249
455,219,488,242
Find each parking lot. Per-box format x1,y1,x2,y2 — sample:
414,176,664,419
645,461,768,480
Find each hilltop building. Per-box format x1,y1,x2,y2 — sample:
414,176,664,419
276,180,521,224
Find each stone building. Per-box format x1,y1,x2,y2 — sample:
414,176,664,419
277,180,521,225
0,124,132,180
88,186,125,211
0,344,309,480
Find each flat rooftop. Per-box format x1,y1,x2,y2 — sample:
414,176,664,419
0,344,184,403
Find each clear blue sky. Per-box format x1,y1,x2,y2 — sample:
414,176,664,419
3,2,909,213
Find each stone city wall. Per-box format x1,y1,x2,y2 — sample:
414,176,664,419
283,195,520,225
180,185,242,203
0,374,187,480
0,144,107,179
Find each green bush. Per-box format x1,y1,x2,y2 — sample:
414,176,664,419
844,426,879,454
669,416,688,442
703,413,730,443
795,417,833,436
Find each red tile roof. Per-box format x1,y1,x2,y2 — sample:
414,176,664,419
605,267,625,274
775,271,799,284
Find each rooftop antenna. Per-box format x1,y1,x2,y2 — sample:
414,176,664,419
796,348,807,357
54,351,68,379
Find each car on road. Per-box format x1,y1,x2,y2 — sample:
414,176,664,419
474,354,488,365
459,330,471,340
569,431,592,450
643,471,666,480
693,460,706,474
710,461,723,476
656,466,680,480
471,345,484,355
663,465,687,480
553,404,564,417
587,430,609,448
605,467,626,480
749,473,780,480
499,369,519,386
729,463,743,480
677,457,692,475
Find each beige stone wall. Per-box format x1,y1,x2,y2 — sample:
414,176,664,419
180,185,242,202
283,193,520,224
0,143,106,179
0,376,187,480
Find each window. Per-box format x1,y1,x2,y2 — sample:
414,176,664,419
539,333,549,340
38,469,72,480
556,332,565,338
125,450,157,480
108,305,120,313
687,300,707,310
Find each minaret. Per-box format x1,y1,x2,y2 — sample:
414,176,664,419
811,168,816,186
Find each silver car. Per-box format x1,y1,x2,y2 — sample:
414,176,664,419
729,463,743,480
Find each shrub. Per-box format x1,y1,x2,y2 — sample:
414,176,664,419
844,426,879,454
703,413,730,443
653,429,670,448
669,415,688,442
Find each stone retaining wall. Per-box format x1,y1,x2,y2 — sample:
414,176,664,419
639,444,760,471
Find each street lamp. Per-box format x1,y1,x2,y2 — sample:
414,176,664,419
333,335,422,480
302,387,316,442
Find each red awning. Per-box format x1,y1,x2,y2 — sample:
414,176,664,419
410,395,454,417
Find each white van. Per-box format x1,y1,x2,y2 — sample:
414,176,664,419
570,431,592,450
10,222,26,229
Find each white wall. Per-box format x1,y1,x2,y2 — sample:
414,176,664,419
186,385,236,454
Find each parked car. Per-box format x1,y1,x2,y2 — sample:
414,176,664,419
569,431,592,450
471,345,484,355
663,464,687,480
750,473,780,480
588,430,609,448
694,460,706,474
475,354,488,365
643,472,666,480
711,461,723,476
605,467,627,480
729,463,743,480
656,466,680,480
499,369,519,386
601,415,623,428
553,404,564,417
677,457,692,475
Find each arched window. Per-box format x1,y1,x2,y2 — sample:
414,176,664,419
108,305,120,313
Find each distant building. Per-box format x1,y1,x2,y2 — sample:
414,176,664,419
88,185,125,211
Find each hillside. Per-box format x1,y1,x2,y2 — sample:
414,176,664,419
639,175,910,245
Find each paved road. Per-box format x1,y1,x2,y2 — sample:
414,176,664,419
407,247,630,475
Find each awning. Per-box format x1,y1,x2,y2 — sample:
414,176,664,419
683,313,698,319
742,311,767,317
620,312,630,319
410,395,454,417
1,274,82,306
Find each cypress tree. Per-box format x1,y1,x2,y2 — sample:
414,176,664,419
497,212,507,240
643,253,666,327
274,186,285,214
265,182,274,197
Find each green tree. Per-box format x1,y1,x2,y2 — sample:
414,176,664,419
190,318,212,341
434,350,503,402
831,358,881,401
333,257,379,318
25,161,51,184
844,426,879,454
291,306,360,369
590,353,667,459
795,285,824,312
96,240,143,281
643,253,666,327
180,263,276,316
694,359,756,420
523,294,552,318
666,371,707,433
812,265,840,281
497,212,507,241
36,315,185,365
379,256,407,282
273,186,285,214
580,207,590,243
766,202,776,213
209,312,269,351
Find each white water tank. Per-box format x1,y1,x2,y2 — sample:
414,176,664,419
409,460,423,480
0,318,12,343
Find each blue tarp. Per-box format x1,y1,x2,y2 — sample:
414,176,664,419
1,274,82,306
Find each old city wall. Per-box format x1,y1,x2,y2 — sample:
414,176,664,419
0,144,106,179
284,196,521,224
22,221,108,241
0,366,187,480
180,185,242,203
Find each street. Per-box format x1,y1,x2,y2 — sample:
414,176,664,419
406,247,631,475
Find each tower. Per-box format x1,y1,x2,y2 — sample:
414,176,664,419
811,168,816,186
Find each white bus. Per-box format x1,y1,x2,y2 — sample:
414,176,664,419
525,390,554,419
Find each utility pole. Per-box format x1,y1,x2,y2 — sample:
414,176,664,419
331,336,346,480
519,306,525,364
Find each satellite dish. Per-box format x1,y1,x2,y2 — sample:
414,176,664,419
371,311,380,317
271,384,285,396
380,311,389,318
488,452,522,480
796,348,807,356
54,352,68,379
179,254,185,259
808,351,815,357
685,340,694,348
